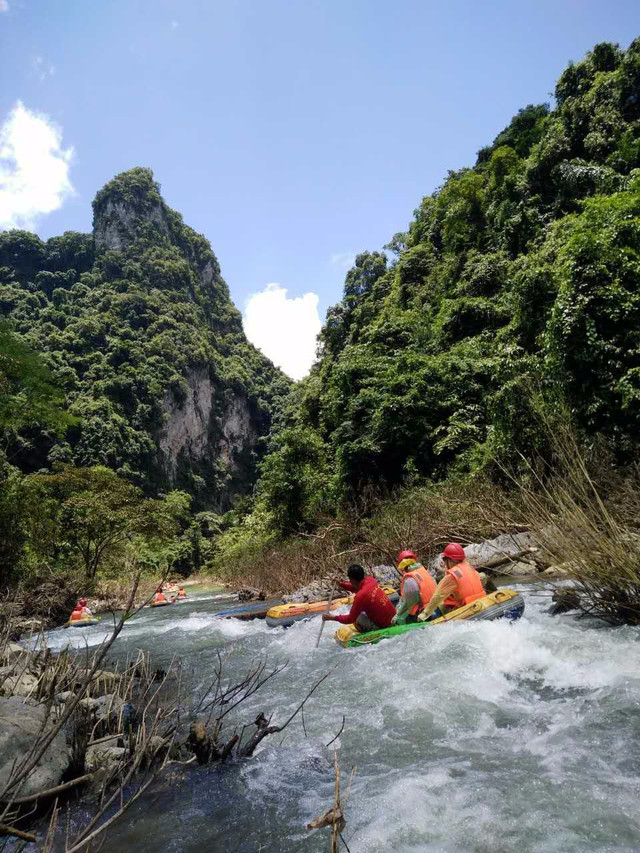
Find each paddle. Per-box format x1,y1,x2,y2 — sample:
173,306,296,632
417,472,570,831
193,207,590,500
315,578,339,649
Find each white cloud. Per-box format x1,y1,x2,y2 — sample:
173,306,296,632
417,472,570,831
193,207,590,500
33,56,56,81
243,283,322,381
331,251,356,271
0,1,9,13
0,101,74,231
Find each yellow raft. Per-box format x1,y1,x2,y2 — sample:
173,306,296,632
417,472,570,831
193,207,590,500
266,587,399,628
334,588,525,647
64,617,100,629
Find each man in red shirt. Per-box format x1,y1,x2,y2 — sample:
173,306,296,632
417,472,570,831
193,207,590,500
322,565,396,632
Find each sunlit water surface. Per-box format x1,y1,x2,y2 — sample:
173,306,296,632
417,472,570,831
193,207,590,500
43,585,640,852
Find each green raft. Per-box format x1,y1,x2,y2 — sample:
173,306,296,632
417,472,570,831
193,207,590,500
334,588,525,648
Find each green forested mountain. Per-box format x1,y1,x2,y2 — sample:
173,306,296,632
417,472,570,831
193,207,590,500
0,168,289,510
255,40,640,535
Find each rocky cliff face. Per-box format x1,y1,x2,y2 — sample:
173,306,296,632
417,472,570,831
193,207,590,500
94,197,171,252
159,368,259,510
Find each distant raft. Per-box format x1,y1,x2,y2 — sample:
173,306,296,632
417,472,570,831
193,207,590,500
149,600,173,608
266,587,399,629
216,600,284,621
64,617,100,628
334,588,525,648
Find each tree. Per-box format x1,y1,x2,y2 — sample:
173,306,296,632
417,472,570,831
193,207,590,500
0,321,71,443
28,465,188,579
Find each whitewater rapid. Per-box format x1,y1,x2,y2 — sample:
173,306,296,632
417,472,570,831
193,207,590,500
46,585,640,852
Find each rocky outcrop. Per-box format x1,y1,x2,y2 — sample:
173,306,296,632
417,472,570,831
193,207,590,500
160,368,213,476
92,167,171,252
159,368,260,508
93,196,171,251
0,697,70,796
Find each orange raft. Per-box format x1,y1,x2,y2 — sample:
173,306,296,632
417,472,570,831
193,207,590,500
265,587,399,628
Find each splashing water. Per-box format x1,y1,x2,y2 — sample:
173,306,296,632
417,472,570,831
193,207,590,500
46,586,640,852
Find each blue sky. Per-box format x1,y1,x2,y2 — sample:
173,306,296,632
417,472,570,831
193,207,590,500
0,0,638,377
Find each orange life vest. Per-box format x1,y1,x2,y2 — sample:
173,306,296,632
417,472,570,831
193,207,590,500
70,609,83,621
400,564,436,616
153,593,167,604
444,561,485,608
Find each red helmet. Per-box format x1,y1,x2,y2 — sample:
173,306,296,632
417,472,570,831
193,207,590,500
442,543,466,562
79,598,87,606
397,550,417,566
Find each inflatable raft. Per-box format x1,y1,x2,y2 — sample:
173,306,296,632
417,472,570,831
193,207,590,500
150,599,173,608
334,589,525,648
216,599,284,620
64,617,100,628
266,587,399,628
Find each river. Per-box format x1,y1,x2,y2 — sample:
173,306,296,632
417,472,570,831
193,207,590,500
43,584,640,852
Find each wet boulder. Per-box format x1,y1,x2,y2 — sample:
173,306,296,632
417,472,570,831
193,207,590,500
0,696,70,796
237,587,265,602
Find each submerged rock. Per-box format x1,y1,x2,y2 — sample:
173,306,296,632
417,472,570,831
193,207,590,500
549,588,581,615
0,696,70,796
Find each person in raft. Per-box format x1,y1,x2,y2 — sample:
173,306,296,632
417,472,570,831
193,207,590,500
78,598,93,617
322,564,396,632
391,550,436,625
177,587,187,599
153,586,168,604
69,605,84,622
417,542,485,622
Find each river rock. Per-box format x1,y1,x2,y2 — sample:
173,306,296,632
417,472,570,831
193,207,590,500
549,588,581,615
14,618,44,638
237,587,265,602
74,669,121,691
85,745,126,773
464,531,537,567
541,564,572,578
1,641,30,665
54,690,75,705
0,696,70,796
0,670,39,699
147,735,168,755
80,693,124,722
371,565,400,586
504,560,539,577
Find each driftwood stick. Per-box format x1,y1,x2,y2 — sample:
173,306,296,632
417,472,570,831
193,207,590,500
0,821,37,841
220,734,239,762
5,773,94,805
331,753,341,853
325,715,346,748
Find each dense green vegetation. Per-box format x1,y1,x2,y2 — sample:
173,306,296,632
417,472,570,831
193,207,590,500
247,40,640,539
2,41,640,599
0,169,289,586
0,168,289,500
